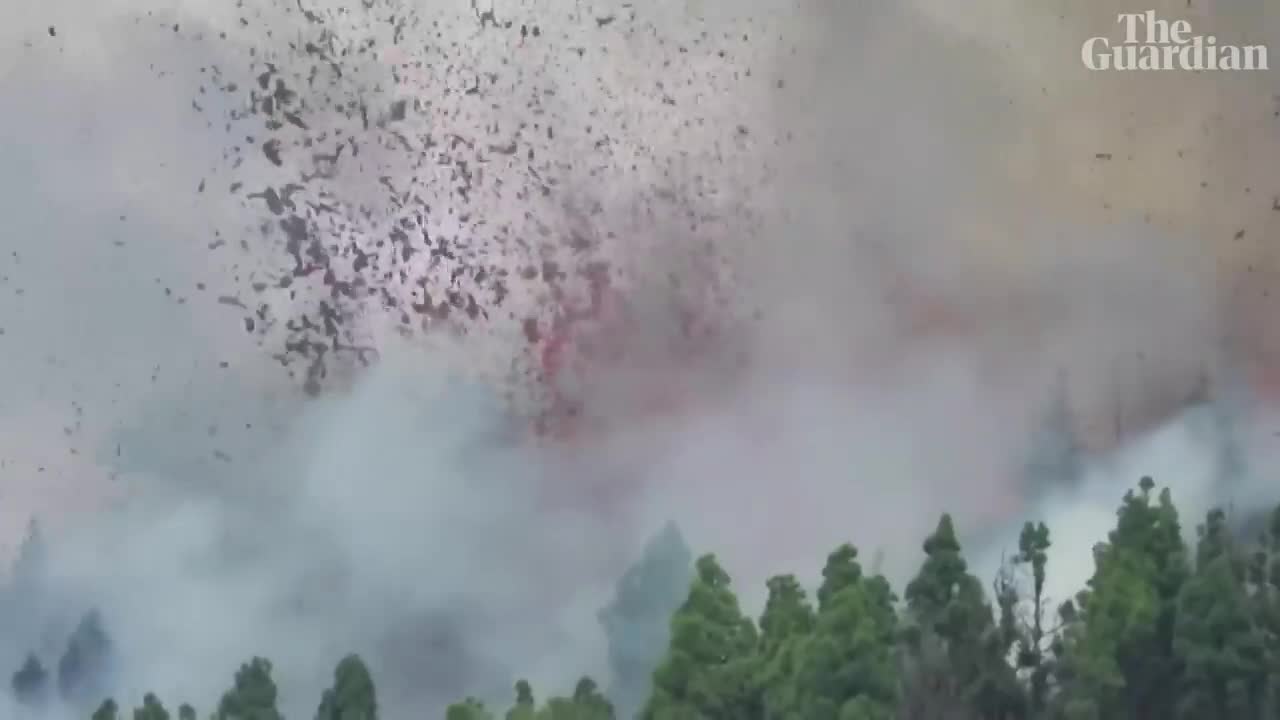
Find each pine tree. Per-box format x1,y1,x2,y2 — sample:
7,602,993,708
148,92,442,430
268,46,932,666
1249,505,1280,715
315,654,378,720
1173,508,1267,718
11,652,49,707
598,522,693,717
642,554,758,719
901,515,1024,719
790,544,899,720
1052,478,1188,720
216,657,282,720
505,680,536,720
58,608,113,704
1014,521,1052,714
92,698,120,720
134,692,171,720
756,574,815,718
11,517,47,591
446,697,496,720
534,677,616,719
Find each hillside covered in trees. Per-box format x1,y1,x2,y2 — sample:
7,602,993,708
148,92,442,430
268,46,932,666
11,475,1280,719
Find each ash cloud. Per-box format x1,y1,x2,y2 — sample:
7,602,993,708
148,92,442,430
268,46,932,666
1,0,1279,717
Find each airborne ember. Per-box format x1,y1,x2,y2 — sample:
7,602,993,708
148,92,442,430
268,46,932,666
183,0,763,438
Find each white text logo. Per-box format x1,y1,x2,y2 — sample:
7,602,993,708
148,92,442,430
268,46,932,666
1082,12,1268,71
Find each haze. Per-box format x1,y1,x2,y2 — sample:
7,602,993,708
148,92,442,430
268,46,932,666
0,0,1277,716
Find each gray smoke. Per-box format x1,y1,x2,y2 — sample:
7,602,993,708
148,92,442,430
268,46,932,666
2,0,1280,717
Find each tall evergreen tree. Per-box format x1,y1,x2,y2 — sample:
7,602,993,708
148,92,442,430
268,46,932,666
134,692,171,720
58,608,114,705
11,517,48,591
790,544,899,720
1249,505,1280,715
598,522,693,718
446,697,496,720
11,652,49,708
1013,521,1053,714
216,657,282,720
534,676,616,719
1052,477,1188,720
1173,509,1267,718
315,653,378,720
505,680,536,720
901,515,1024,719
92,698,120,720
642,554,758,719
755,574,815,718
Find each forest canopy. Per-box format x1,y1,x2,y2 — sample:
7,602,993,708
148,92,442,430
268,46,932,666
12,476,1280,720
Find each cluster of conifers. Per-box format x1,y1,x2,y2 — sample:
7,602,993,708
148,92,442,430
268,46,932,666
13,475,1280,719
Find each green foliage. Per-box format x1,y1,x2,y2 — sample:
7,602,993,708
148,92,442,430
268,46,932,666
133,693,170,720
642,554,758,719
532,677,615,719
12,518,48,589
1014,521,1053,713
58,475,1280,720
315,654,378,720
1053,477,1188,719
216,656,282,720
901,515,1024,719
1173,509,1267,718
12,651,48,707
791,544,899,719
598,522,693,717
446,697,497,720
756,574,815,717
505,680,536,720
92,698,120,720
59,609,113,704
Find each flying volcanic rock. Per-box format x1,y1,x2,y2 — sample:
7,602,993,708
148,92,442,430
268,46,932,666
157,0,770,435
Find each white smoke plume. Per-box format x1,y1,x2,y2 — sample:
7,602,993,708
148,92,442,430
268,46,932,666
1,0,1279,717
